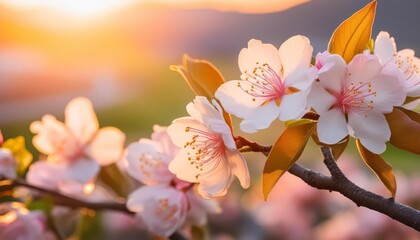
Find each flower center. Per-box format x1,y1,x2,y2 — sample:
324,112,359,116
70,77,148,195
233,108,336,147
395,53,420,88
184,126,225,180
336,81,376,115
138,153,165,179
238,62,285,105
155,197,178,222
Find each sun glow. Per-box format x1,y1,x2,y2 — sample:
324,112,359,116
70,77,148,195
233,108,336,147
1,0,135,18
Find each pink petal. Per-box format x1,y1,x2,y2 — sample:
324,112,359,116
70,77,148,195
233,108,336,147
185,189,221,226
239,100,280,133
317,54,347,93
317,108,348,145
86,127,126,166
279,35,313,78
278,90,309,121
65,97,99,145
227,149,250,189
239,39,281,76
168,149,202,183
308,82,337,114
167,117,208,149
374,31,397,64
151,125,179,158
348,54,382,85
26,161,65,190
348,111,390,154
197,155,232,198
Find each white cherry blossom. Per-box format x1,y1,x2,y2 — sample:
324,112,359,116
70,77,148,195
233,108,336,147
27,97,125,195
308,53,406,154
216,36,317,133
375,31,420,97
125,125,220,237
168,96,250,198
0,149,17,180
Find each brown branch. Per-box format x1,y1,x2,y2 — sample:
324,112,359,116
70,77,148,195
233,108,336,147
237,137,420,231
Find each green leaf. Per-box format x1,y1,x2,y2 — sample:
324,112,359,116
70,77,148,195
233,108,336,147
2,136,33,177
27,197,54,213
328,0,377,63
75,210,103,240
262,122,316,200
385,108,420,155
356,140,397,197
171,54,233,131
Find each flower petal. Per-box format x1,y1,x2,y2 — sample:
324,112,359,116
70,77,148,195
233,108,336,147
317,54,347,93
127,185,188,237
26,161,65,190
278,90,309,121
279,35,313,78
197,155,232,198
348,54,382,84
65,97,99,145
168,149,202,183
374,31,397,64
167,117,208,148
125,141,173,185
151,125,179,158
86,127,125,166
308,83,337,114
348,111,390,154
239,39,281,76
239,100,279,133
185,189,221,226
0,149,17,180
227,149,250,189
65,158,100,183
317,108,348,144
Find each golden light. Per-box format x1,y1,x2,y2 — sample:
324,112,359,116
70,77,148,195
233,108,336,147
0,211,17,224
1,0,135,18
83,182,96,195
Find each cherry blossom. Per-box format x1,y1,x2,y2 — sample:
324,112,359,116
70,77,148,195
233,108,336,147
168,96,250,198
0,149,17,180
125,125,221,237
308,53,406,154
0,206,56,240
375,31,420,98
26,97,125,195
215,36,317,133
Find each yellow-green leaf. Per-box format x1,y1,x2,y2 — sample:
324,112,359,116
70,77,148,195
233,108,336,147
284,119,317,128
262,122,316,200
328,0,377,63
2,136,33,177
385,108,420,155
171,54,233,130
356,139,396,197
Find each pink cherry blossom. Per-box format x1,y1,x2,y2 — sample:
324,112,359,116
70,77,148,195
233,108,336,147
27,97,125,195
0,207,56,240
0,149,17,180
168,96,250,198
308,53,406,154
215,36,317,133
125,125,220,237
375,31,420,98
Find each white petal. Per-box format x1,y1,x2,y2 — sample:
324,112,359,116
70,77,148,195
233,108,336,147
185,189,221,226
26,162,65,190
65,158,100,183
167,117,208,148
368,69,406,113
215,80,267,119
317,54,347,93
186,96,220,124
278,90,309,121
197,154,232,198
227,149,250,189
348,111,390,154
374,31,397,64
151,125,179,158
239,100,279,133
127,185,187,237
239,39,281,75
279,35,313,78
284,67,317,91
85,127,125,166
317,108,348,144
168,149,201,183
65,97,99,145
0,149,17,180
30,115,78,158
125,141,173,185
308,82,337,114
348,54,382,84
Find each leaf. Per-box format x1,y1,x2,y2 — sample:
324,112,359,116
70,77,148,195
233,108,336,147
262,122,316,200
284,119,317,128
171,54,233,130
356,139,397,197
385,108,420,155
311,132,349,160
191,225,207,240
97,163,131,198
328,0,377,63
2,136,33,177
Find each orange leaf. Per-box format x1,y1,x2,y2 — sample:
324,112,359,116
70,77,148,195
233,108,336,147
328,0,377,63
171,54,233,130
356,139,397,198
311,132,349,160
385,108,420,155
262,122,316,200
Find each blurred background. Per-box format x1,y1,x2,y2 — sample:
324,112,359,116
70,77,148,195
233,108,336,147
1,0,419,239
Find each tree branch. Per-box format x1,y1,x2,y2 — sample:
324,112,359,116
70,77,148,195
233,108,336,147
237,137,420,231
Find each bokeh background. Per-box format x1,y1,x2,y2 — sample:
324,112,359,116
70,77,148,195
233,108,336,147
1,0,419,239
